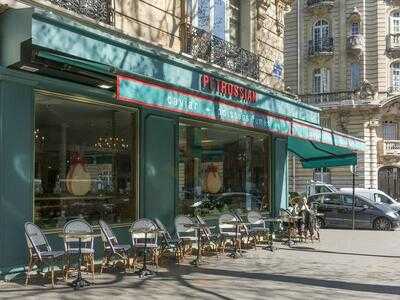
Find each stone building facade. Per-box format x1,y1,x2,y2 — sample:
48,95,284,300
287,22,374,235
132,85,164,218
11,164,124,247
284,0,400,199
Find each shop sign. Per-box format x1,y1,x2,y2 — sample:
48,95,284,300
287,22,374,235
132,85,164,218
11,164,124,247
117,76,291,135
200,74,257,104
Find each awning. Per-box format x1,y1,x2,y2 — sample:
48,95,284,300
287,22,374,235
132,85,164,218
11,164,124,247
288,136,360,169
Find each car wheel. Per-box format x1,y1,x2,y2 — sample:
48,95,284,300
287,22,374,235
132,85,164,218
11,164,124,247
373,217,392,231
316,217,325,229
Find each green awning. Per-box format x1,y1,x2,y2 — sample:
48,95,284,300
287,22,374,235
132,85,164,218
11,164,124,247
288,136,358,169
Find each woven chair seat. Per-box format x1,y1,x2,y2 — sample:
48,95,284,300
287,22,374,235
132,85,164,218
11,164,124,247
221,232,241,237
66,248,95,254
38,250,65,258
133,243,158,248
113,244,131,251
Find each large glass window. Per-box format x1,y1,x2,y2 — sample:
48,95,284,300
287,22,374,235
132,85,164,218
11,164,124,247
178,120,270,219
350,63,360,90
392,62,400,92
313,68,330,93
229,0,241,46
34,94,137,229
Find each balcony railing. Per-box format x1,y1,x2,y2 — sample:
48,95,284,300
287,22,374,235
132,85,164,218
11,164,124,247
48,0,113,24
388,86,400,94
308,38,334,57
347,34,364,52
381,140,400,156
300,91,356,105
387,33,400,52
306,0,335,10
184,25,260,80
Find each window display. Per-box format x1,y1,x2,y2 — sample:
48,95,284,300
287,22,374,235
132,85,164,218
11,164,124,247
34,93,137,229
178,120,270,219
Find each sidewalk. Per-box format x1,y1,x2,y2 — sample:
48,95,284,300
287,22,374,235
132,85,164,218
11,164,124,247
1,229,400,300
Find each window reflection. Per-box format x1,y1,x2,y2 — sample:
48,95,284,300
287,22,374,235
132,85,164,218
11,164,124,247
178,120,270,219
34,94,137,229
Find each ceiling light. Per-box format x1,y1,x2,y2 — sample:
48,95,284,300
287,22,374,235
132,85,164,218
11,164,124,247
98,84,113,89
20,65,39,72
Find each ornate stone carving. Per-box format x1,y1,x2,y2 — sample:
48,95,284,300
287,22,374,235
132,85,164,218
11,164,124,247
354,80,376,100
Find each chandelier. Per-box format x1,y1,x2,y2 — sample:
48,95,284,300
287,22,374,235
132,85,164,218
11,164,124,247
94,137,129,152
34,129,45,144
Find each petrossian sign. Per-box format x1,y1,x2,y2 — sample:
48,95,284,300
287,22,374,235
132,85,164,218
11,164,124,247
200,74,257,104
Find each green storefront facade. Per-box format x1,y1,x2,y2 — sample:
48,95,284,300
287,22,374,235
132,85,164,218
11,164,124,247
0,8,364,277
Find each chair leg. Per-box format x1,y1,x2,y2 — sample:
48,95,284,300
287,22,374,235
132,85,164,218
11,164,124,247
51,260,55,288
25,255,33,286
91,254,95,281
153,249,159,270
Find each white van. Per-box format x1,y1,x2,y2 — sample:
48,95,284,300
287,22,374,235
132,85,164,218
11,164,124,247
340,188,400,211
306,181,338,197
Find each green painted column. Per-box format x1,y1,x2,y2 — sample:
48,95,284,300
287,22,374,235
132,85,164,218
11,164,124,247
0,79,34,272
272,137,289,216
140,110,177,231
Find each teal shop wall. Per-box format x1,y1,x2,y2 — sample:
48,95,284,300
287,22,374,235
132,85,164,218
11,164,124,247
140,110,178,231
272,137,289,215
0,79,34,272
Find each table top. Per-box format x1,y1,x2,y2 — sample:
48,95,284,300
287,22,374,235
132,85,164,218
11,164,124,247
263,217,283,222
59,232,101,239
224,220,251,225
129,227,164,234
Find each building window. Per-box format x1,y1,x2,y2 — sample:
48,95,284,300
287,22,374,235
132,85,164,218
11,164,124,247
229,0,240,46
391,11,400,34
350,63,360,90
351,21,360,35
320,116,331,129
313,20,330,47
34,94,137,229
178,120,270,218
313,68,330,93
313,168,331,184
383,121,398,140
391,62,400,92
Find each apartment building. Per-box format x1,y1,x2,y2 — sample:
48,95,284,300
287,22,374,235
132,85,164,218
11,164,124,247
285,0,400,199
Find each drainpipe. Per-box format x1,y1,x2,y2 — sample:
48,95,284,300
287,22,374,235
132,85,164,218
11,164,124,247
362,0,366,81
297,0,301,94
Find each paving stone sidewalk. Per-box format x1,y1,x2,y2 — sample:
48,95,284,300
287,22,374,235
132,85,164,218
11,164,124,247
1,229,400,300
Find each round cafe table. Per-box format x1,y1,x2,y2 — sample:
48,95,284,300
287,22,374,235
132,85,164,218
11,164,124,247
129,227,163,278
182,223,215,266
59,232,101,290
281,215,302,247
224,220,251,258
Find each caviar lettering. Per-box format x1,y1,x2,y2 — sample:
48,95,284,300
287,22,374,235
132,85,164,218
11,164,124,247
201,74,257,104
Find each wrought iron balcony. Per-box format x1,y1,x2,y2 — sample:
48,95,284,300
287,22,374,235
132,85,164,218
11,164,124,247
379,140,400,156
347,34,364,53
306,0,334,11
300,91,356,105
184,25,260,80
48,0,112,24
308,38,334,57
387,34,400,56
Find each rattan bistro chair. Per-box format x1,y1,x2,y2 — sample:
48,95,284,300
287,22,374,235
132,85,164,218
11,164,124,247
218,213,241,254
130,219,160,269
24,222,65,288
63,219,95,281
175,215,198,258
154,218,182,262
99,220,131,273
247,210,269,248
195,215,220,257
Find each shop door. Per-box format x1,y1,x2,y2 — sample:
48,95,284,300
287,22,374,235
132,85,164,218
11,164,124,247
379,166,400,200
142,113,177,230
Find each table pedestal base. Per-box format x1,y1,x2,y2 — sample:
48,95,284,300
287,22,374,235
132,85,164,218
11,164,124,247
136,267,155,278
71,276,92,290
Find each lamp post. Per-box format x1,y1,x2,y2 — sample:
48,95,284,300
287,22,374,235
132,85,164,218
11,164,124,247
351,165,357,230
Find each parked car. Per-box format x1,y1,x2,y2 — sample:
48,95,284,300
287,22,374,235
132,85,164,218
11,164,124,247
306,181,338,197
340,188,400,212
308,192,400,231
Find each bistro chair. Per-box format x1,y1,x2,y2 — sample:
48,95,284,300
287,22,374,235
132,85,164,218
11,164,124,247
24,222,65,288
218,213,240,254
174,215,198,258
247,210,269,248
63,219,95,281
99,219,131,273
130,218,160,269
154,218,182,263
195,215,220,257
